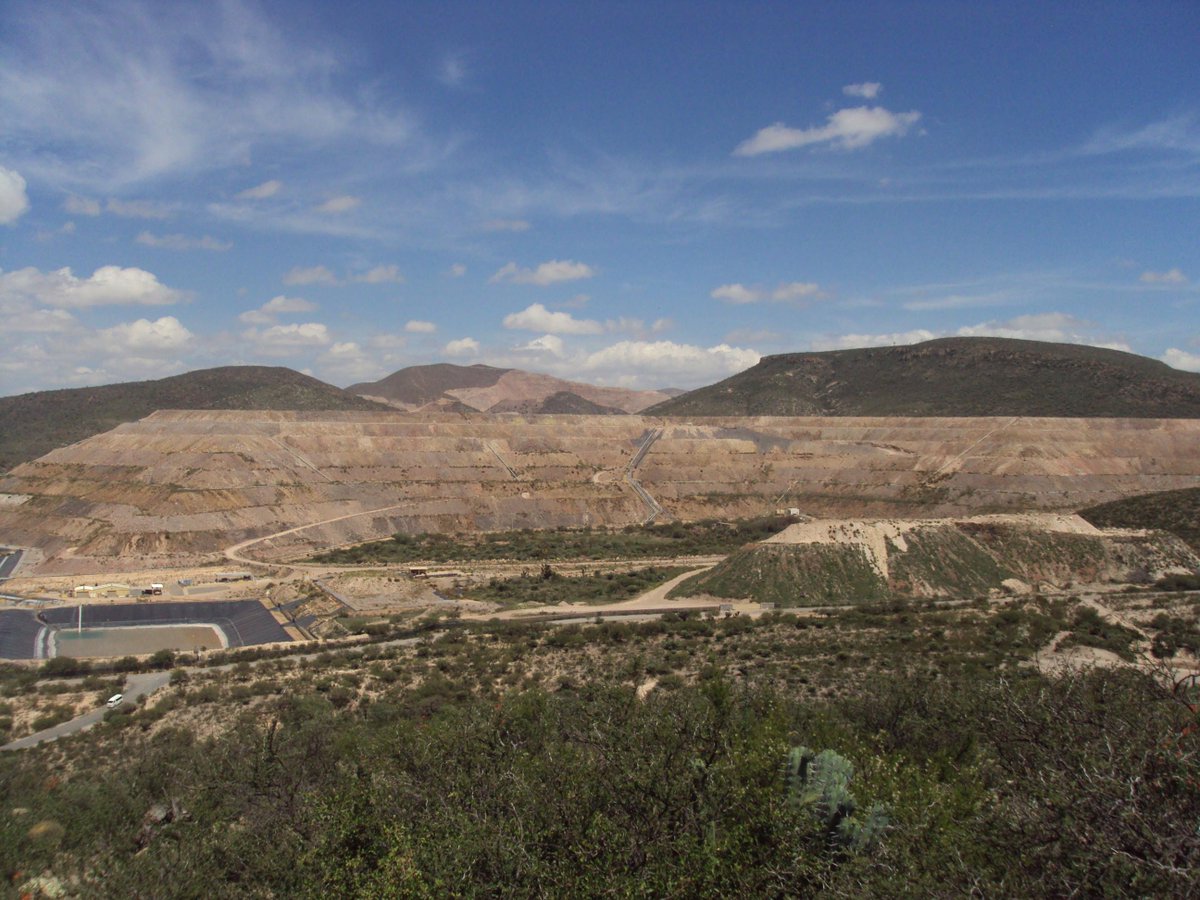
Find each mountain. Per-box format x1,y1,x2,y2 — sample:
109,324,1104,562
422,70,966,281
0,366,388,472
348,364,671,414
645,337,1200,418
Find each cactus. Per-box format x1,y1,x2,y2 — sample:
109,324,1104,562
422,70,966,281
782,745,889,852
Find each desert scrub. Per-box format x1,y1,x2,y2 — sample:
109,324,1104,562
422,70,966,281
466,565,687,607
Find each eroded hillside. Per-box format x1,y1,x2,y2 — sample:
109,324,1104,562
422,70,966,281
672,514,1200,605
2,411,1200,573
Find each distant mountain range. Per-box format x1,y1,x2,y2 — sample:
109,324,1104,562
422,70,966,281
347,364,674,414
5,338,1199,474
647,337,1200,418
0,366,386,473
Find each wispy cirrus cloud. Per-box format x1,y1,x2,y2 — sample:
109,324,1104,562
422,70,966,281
735,105,921,156
0,0,417,188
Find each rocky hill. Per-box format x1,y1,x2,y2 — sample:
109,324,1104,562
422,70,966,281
646,337,1200,418
0,367,387,472
349,364,670,414
670,514,1200,606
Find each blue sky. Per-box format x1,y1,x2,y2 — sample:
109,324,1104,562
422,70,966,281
0,0,1197,395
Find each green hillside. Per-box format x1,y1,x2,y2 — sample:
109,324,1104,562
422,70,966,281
1081,487,1200,552
647,337,1200,418
0,366,389,472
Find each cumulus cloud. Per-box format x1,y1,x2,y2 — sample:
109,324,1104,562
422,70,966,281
483,218,531,232
811,313,1131,353
444,337,480,356
712,281,821,304
503,302,604,335
0,265,182,308
516,334,565,356
283,265,338,286
581,340,760,380
316,341,381,382
405,320,437,333
8,307,77,333
734,106,921,156
1140,268,1187,285
238,295,317,324
135,231,232,251
449,263,467,278
490,260,596,286
353,265,404,284
843,82,882,99
243,322,332,351
236,179,282,200
96,316,193,352
315,195,361,214
0,165,30,223
1163,348,1200,372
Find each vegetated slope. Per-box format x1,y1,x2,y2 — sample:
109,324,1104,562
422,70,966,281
0,367,388,472
349,363,671,413
671,515,1200,605
1081,487,1200,551
647,337,1200,417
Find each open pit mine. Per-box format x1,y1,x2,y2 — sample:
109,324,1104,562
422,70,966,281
1,409,1199,575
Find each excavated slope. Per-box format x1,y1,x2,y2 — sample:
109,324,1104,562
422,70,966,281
672,514,1200,605
1,411,1199,573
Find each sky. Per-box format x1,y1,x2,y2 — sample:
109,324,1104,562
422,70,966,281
0,0,1198,396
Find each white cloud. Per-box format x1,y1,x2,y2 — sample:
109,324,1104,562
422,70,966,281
60,195,172,219
0,165,30,224
490,259,596,286
810,329,940,351
1163,348,1200,372
353,265,404,284
316,195,361,214
135,231,232,251
712,283,762,304
503,302,604,335
8,307,77,333
0,3,415,188
771,282,822,302
955,312,1127,347
243,322,332,350
283,265,338,286
734,106,921,156
582,340,760,380
64,195,101,216
236,179,282,200
316,341,381,382
483,218,531,232
444,337,480,357
811,313,1132,353
0,265,182,308
96,316,193,352
238,295,317,324
448,263,467,278
1140,268,1187,285
405,320,437,333
843,82,882,99
516,334,565,356
712,281,822,304
902,292,1010,312
105,198,172,219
